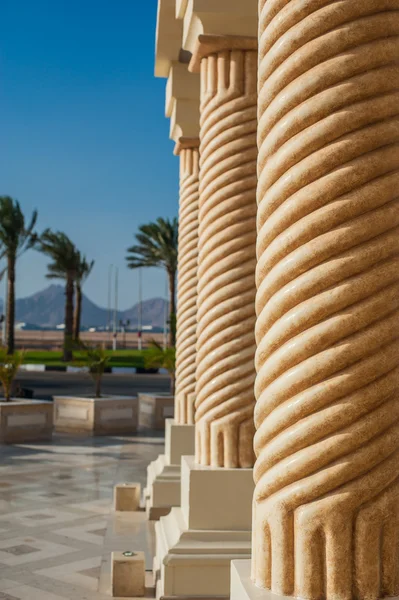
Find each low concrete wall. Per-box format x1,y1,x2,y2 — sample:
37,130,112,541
0,399,53,444
54,395,138,435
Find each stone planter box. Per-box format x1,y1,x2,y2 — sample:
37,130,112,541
138,393,174,431
0,399,53,444
53,395,138,436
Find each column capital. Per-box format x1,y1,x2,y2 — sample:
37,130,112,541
189,34,257,73
177,0,257,69
174,136,200,156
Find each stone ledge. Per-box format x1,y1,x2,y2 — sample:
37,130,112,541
231,561,294,600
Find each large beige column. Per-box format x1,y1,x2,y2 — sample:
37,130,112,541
154,3,258,599
175,139,199,426
195,43,257,469
144,7,200,520
232,1,399,599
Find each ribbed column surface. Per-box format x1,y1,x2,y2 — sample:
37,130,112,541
253,1,399,599
195,49,258,468
175,146,200,425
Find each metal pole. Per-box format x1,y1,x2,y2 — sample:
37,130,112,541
163,272,168,350
113,267,118,351
107,264,113,348
138,268,143,351
2,270,7,347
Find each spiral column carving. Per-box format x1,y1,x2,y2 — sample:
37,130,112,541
253,1,399,598
175,143,200,425
195,48,258,468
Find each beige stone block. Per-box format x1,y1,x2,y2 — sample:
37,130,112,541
138,394,174,431
181,456,254,531
164,419,195,465
0,399,53,444
111,551,145,597
114,483,141,512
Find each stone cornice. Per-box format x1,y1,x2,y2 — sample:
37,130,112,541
165,62,200,147
178,0,257,56
155,0,183,77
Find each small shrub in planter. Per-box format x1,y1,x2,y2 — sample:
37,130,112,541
0,349,24,401
0,348,52,444
73,342,110,398
54,342,138,435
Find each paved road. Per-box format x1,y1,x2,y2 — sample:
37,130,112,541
16,371,171,400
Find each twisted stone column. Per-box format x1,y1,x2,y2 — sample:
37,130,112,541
175,141,200,425
253,1,399,598
195,45,258,468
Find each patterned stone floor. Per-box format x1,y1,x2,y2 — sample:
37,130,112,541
0,433,164,599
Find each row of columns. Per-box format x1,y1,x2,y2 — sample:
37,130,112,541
154,1,399,599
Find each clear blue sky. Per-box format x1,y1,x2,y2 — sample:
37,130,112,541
0,0,178,309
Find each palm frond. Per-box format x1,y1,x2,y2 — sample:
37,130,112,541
126,217,178,273
38,229,80,278
0,196,38,258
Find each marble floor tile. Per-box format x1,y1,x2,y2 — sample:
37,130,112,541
0,537,75,566
53,520,107,546
36,556,102,591
1,585,70,600
0,432,161,599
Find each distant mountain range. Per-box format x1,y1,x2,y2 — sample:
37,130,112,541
6,284,168,329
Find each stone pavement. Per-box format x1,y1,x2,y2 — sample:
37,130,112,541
0,433,164,600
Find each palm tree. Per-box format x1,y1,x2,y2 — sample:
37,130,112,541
126,217,178,347
0,197,38,354
38,230,79,361
73,254,95,341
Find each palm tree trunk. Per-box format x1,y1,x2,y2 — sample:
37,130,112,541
168,269,176,347
64,274,74,362
94,374,101,398
6,256,15,355
170,371,175,396
73,284,82,341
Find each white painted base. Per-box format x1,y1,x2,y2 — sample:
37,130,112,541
165,419,195,466
154,456,254,599
231,561,292,600
181,455,254,530
145,420,195,520
145,454,181,520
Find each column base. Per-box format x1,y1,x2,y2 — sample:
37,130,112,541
231,560,291,600
144,420,195,520
154,456,254,599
